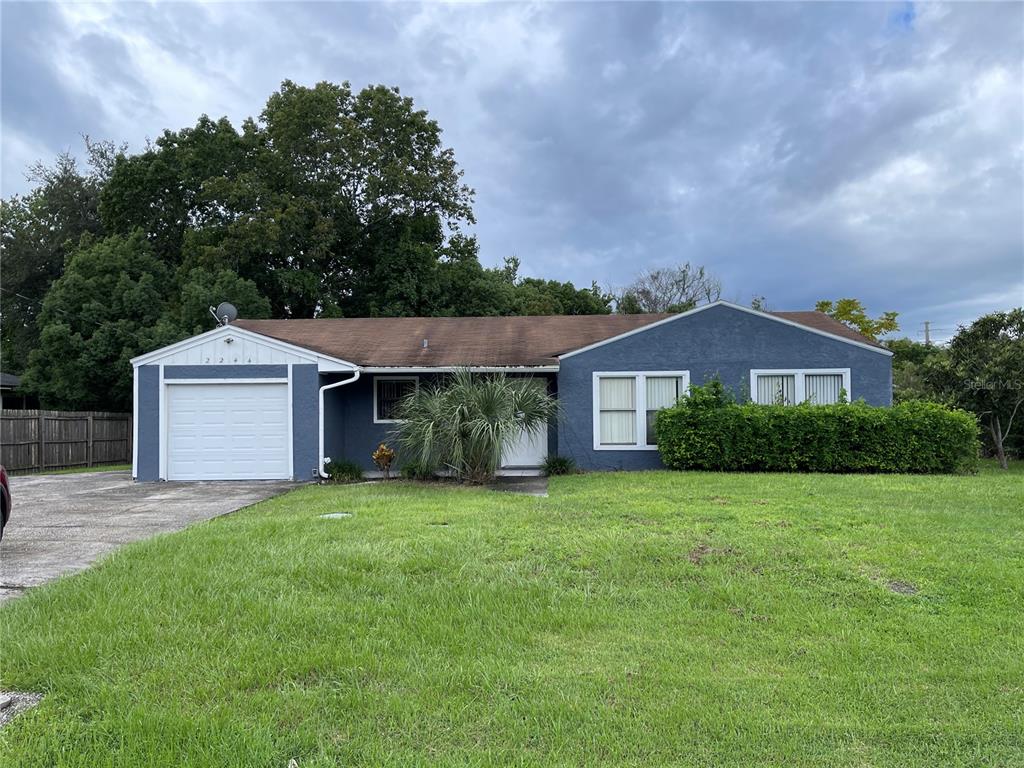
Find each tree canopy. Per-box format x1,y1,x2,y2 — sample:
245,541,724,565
924,309,1024,469
0,143,113,374
815,298,899,341
4,81,613,410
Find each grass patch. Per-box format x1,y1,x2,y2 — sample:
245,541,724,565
17,464,131,476
1,470,1022,766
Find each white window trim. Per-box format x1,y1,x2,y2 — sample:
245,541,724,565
373,375,419,424
749,368,851,405
592,371,690,451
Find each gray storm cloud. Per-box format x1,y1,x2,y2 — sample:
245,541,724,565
2,1,1020,340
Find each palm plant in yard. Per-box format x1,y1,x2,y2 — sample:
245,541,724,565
393,369,559,483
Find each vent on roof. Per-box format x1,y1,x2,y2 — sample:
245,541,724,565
422,338,428,349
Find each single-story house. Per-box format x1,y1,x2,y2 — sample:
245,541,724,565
130,301,892,481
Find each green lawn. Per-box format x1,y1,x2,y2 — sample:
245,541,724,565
35,463,131,475
1,467,1022,766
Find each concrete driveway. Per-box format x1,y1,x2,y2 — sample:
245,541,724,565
0,471,294,603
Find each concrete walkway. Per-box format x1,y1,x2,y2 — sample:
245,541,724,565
490,476,549,497
0,471,293,603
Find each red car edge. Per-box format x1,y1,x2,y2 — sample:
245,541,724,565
0,464,10,540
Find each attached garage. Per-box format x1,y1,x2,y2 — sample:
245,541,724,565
131,324,356,482
165,381,291,480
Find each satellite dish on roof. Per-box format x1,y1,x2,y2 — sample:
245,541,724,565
210,302,238,326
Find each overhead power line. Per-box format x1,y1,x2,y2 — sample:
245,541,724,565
0,286,104,326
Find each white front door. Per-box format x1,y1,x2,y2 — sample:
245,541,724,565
501,426,548,468
165,382,290,480
501,380,549,469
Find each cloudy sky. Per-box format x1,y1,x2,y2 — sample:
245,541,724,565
2,1,1021,341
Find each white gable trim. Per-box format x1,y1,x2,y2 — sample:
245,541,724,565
130,324,359,370
558,301,893,359
359,365,560,373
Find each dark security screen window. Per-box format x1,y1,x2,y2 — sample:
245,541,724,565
375,378,417,422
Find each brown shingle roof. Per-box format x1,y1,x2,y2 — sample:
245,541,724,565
234,314,674,367
233,305,885,367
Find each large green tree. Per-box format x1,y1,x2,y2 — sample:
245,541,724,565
924,309,1024,469
1,143,114,373
100,80,476,318
885,337,948,404
12,80,612,412
21,231,179,411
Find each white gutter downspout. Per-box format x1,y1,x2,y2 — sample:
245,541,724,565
318,370,361,478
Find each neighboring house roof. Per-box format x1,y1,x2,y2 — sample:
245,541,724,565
769,311,887,349
232,302,887,368
0,372,21,389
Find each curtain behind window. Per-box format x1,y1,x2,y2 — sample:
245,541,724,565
805,374,843,404
599,377,636,445
645,376,682,444
756,374,795,405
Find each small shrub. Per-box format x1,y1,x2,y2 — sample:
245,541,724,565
371,443,396,479
543,455,577,476
655,382,979,474
323,458,364,483
400,462,435,481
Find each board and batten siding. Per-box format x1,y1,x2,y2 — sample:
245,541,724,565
556,303,893,471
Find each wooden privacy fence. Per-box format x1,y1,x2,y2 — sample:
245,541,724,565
0,410,132,473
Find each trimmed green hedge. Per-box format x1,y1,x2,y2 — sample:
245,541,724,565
655,382,979,474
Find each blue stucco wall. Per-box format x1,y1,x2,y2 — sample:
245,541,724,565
323,372,556,472
556,304,893,471
291,365,320,480
135,365,160,481
134,363,318,481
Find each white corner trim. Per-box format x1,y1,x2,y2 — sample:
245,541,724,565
287,364,294,480
130,324,359,370
157,364,166,480
131,366,139,479
559,300,893,360
373,375,419,424
592,371,690,451
749,368,852,405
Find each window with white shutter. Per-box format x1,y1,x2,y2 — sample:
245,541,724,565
751,369,850,405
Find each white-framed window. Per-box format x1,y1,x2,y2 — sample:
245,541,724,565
750,369,850,405
373,376,418,423
593,371,689,450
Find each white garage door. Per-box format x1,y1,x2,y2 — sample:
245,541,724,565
166,382,290,480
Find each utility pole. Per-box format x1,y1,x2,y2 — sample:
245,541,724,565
924,321,931,346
